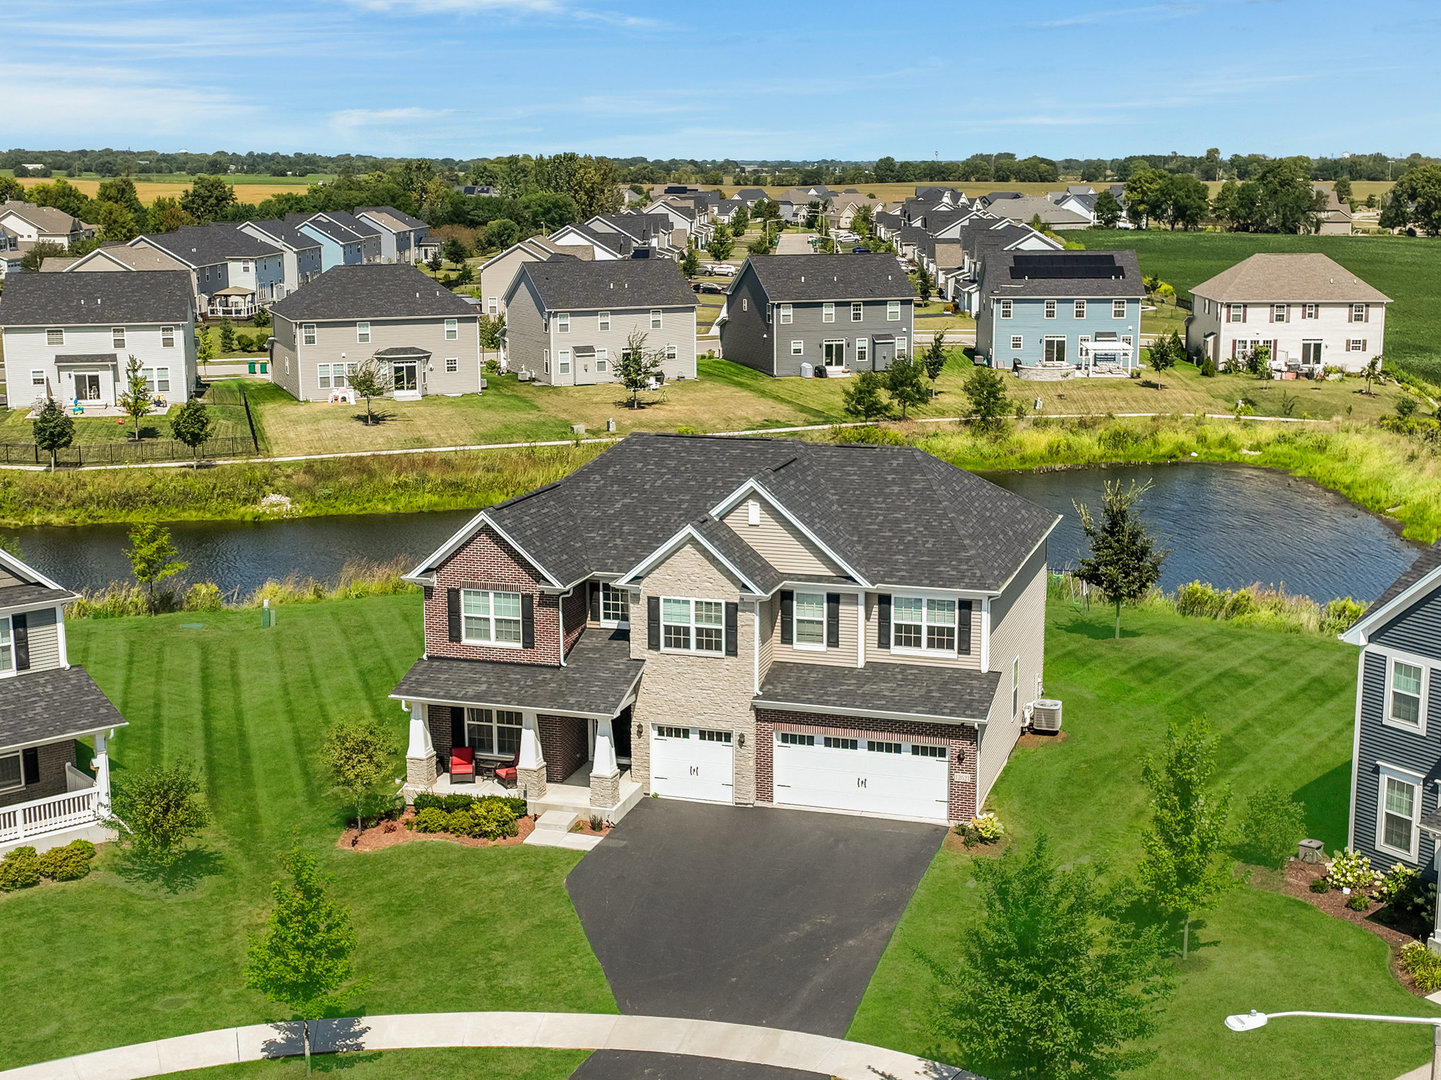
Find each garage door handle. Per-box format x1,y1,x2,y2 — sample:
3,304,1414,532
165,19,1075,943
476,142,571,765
690,766,699,776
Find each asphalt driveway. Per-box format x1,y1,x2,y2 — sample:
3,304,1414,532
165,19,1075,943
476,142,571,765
565,800,944,1079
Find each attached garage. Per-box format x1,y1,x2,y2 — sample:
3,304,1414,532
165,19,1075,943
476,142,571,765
649,724,735,804
772,731,950,821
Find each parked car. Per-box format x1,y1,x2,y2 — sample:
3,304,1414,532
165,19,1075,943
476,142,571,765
837,232,860,242
710,264,737,277
852,246,868,254
696,281,725,293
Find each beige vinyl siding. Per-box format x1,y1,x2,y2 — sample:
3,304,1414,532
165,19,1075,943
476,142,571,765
863,593,984,672
17,606,62,672
723,499,844,577
292,315,481,400
768,591,859,668
504,275,550,380
976,545,1048,804
0,567,22,589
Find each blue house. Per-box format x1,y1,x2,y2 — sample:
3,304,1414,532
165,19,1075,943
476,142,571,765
975,250,1143,373
289,214,367,273
1341,542,1441,948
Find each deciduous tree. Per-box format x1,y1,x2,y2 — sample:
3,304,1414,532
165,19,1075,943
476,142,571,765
347,357,392,426
617,329,663,408
323,719,398,835
1093,189,1122,228
179,174,236,223
1381,163,1441,236
1074,480,1168,638
19,240,67,273
170,398,214,468
841,370,889,421
114,761,211,863
126,523,186,609
883,352,928,420
441,237,469,265
963,365,1014,435
32,396,74,471
118,354,152,439
921,335,949,396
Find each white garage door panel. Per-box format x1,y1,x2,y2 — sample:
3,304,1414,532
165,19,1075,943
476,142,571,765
650,726,735,804
773,736,948,820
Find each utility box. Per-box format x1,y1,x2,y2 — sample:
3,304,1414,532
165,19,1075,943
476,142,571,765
1298,838,1325,864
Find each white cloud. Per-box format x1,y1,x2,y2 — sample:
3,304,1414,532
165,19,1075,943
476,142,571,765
340,0,662,28
1029,2,1202,27
330,107,456,127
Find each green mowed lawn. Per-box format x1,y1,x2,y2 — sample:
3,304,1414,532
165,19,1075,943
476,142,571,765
1078,229,1441,381
0,594,614,1070
850,600,1440,1079
167,1048,589,1078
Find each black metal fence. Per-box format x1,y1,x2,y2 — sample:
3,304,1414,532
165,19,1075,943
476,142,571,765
5,436,258,467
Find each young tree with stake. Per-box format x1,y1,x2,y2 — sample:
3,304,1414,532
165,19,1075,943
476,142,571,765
322,719,398,836
347,357,392,426
921,336,948,397
617,329,663,409
1074,480,1167,638
883,352,929,420
118,354,152,440
32,396,74,471
170,398,214,467
963,365,1014,435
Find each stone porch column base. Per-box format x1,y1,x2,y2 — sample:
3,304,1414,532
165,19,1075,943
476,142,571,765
406,753,438,789
590,770,621,811
517,763,548,801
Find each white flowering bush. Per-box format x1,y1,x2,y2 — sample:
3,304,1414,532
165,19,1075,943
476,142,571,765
957,813,1005,846
258,493,295,516
1325,848,1382,891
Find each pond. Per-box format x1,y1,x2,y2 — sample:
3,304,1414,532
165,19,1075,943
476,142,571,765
7,462,1421,604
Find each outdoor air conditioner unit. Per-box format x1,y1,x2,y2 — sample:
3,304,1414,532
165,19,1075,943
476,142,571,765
1031,698,1063,734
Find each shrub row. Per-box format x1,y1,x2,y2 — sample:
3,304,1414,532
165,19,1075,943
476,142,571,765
409,797,521,842
0,839,97,892
412,792,527,817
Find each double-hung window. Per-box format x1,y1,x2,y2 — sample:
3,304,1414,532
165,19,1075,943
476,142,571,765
30,370,44,388
661,597,724,654
1378,767,1422,859
650,310,663,330
1273,304,1288,323
598,311,610,331
1388,657,1427,730
0,750,20,792
112,327,126,349
600,584,630,626
445,356,458,373
791,340,804,356
793,592,825,649
302,324,317,346
356,321,370,344
851,302,863,322
556,312,570,334
822,303,835,323
465,708,522,758
460,589,522,646
1304,303,1317,319
1228,303,1244,322
1112,299,1126,319
487,297,498,315
1348,338,1367,352
162,326,175,348
779,304,793,324
595,348,609,374
445,318,458,340
1011,335,1023,350
887,300,901,321
1351,303,1368,323
1044,300,1057,320
855,338,868,365
1073,300,1086,319
558,350,571,375
892,596,957,654
141,367,171,393
998,299,1012,319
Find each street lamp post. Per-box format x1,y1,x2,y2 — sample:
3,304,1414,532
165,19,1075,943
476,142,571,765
1226,1010,1441,1080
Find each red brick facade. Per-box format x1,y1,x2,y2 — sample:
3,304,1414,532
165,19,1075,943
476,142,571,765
561,588,588,657
0,739,76,809
424,526,560,665
753,709,978,822
539,714,588,783
426,704,456,767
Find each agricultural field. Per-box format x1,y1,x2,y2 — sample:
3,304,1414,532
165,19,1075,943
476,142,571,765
8,173,324,205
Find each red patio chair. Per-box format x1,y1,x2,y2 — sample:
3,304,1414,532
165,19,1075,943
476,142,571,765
495,750,519,789
450,746,476,784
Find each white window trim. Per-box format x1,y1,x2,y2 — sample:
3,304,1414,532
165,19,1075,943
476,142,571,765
445,318,458,341
1378,648,1430,735
599,583,631,628
112,327,126,348
444,356,459,372
850,301,864,323
0,749,22,793
1043,300,1057,320
890,593,961,657
791,340,804,355
997,299,1012,320
459,588,524,649
599,311,611,331
1010,335,1023,350
1073,300,1086,319
302,324,316,346
779,303,792,324
46,328,64,346
464,707,523,759
650,309,663,330
0,614,13,678
556,312,570,334
1112,300,1126,319
356,321,371,344
1376,761,1424,861
887,300,901,322
792,590,827,652
660,595,726,656
822,303,836,323
161,326,175,347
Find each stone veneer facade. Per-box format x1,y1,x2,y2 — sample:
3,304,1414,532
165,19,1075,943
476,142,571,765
753,710,979,821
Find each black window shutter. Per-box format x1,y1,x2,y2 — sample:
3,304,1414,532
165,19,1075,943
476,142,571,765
724,602,739,657
12,612,29,671
521,594,535,649
21,746,39,786
826,593,840,648
589,582,601,622
877,594,891,649
780,590,794,645
450,707,465,750
446,589,462,643
647,596,661,649
958,600,973,655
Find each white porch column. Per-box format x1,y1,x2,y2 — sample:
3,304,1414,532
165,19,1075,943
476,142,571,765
405,703,437,789
590,716,621,812
94,730,112,814
517,711,547,800
1430,833,1441,954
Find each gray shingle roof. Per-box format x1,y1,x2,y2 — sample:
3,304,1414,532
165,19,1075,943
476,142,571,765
691,517,783,594
136,224,280,267
514,259,697,312
983,250,1142,300
0,584,75,610
269,264,476,321
425,434,1057,594
741,254,918,303
0,665,128,752
755,661,1001,724
358,205,428,231
247,219,323,252
0,269,193,325
322,210,381,239
1367,541,1441,613
390,630,643,717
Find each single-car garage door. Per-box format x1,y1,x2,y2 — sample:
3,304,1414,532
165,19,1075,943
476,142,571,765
773,732,949,821
650,725,735,804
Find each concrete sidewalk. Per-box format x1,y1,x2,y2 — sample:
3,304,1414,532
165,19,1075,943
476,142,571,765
0,1012,974,1080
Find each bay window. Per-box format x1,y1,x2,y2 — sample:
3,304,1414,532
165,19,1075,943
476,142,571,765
461,589,523,646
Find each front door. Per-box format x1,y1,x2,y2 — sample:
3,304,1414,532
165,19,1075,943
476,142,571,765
75,373,102,402
392,361,419,393
823,340,846,370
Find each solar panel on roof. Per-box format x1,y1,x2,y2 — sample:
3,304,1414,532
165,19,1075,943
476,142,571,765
1010,252,1123,280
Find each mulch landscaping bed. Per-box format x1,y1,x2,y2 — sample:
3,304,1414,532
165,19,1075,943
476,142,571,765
1018,730,1070,749
942,830,1011,858
570,819,613,837
1280,859,1433,996
338,808,535,852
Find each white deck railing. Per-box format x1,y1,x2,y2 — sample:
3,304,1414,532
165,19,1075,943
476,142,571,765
0,787,101,845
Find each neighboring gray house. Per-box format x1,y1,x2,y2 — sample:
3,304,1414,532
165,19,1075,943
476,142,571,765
975,250,1143,372
1341,543,1441,948
719,253,918,377
0,550,128,854
129,225,285,317
237,219,325,294
0,269,198,409
503,258,698,386
357,206,429,264
391,433,1058,824
289,213,369,272
268,264,481,402
477,237,586,319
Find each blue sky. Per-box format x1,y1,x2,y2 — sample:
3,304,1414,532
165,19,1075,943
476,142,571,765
7,0,1436,161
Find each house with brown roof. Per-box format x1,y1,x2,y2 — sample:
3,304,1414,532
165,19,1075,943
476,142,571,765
0,202,95,255
1185,253,1390,374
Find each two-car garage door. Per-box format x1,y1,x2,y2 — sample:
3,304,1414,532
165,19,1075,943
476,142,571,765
773,732,950,821
650,725,735,804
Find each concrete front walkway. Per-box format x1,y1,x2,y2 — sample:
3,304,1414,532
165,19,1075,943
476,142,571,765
0,1012,975,1080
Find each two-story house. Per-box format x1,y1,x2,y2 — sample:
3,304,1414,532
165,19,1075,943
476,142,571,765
392,434,1058,824
0,226,23,280
289,213,370,272
267,263,481,402
129,225,286,317
719,254,918,377
356,206,429,264
976,250,1143,373
236,219,324,295
1186,253,1390,374
478,237,588,320
502,259,698,386
0,550,128,854
0,270,198,409
0,201,94,255
1341,542,1441,949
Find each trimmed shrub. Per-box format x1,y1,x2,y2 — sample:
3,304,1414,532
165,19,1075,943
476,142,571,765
0,845,42,891
1377,862,1438,925
1346,892,1370,912
1326,848,1382,891
1402,941,1441,992
469,803,520,840
37,840,96,881
1235,785,1307,868
67,838,97,860
409,808,450,833
1309,878,1330,894
413,792,526,817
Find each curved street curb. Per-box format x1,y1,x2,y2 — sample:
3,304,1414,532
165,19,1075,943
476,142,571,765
0,1011,974,1080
